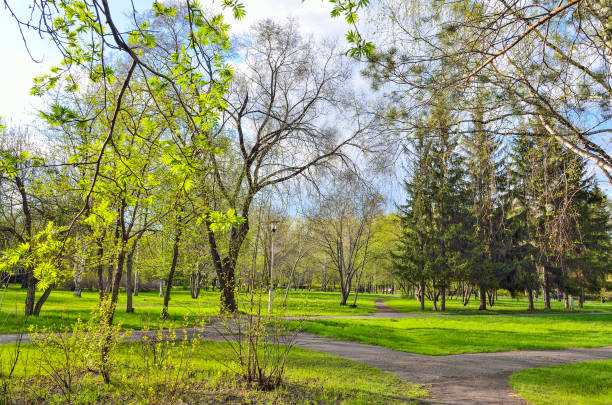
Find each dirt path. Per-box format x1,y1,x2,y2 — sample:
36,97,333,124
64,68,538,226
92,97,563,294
294,332,612,404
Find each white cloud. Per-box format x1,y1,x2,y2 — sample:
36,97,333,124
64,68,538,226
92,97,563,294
229,0,347,40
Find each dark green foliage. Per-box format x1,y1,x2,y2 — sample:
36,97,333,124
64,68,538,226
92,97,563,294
392,101,471,311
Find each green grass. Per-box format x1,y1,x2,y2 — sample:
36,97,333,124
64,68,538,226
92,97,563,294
509,360,612,405
383,295,612,314
0,285,381,334
0,341,426,404
297,314,612,355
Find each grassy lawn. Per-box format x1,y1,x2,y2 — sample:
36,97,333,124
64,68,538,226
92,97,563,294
0,341,426,404
0,285,381,334
297,314,612,355
509,360,612,405
383,295,612,314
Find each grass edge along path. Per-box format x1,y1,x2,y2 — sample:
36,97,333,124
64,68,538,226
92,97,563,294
296,313,612,355
509,359,612,405
383,295,612,314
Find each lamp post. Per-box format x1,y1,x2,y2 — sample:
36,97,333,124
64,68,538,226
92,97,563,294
268,222,278,313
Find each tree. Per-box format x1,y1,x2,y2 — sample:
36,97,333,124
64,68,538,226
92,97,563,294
310,172,383,306
0,128,75,315
392,102,470,311
197,19,377,312
463,99,507,310
567,186,612,306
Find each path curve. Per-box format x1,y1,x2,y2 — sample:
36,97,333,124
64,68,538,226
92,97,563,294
294,333,612,404
285,299,612,320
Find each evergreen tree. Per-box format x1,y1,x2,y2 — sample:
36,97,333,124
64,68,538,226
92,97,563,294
463,104,507,310
392,102,470,311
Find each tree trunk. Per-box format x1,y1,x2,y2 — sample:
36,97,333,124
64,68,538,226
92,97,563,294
162,223,182,319
543,267,551,310
24,268,36,316
462,285,471,306
419,281,425,310
190,269,202,299
321,260,327,292
340,287,350,305
432,290,439,312
440,286,446,311
134,269,139,296
125,246,136,313
527,289,535,311
16,175,34,316
351,266,364,308
218,259,237,312
96,241,105,299
33,286,52,316
206,215,250,313
479,286,487,310
579,290,584,309
487,290,495,307
73,251,83,298
107,243,127,326
563,291,569,310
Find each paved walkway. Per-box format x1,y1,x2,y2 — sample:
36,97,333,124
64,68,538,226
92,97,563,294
295,332,612,404
292,301,612,403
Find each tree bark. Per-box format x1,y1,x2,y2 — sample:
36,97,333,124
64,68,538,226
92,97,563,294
107,242,127,326
432,290,439,312
24,269,36,316
15,175,34,316
478,286,487,310
462,284,471,306
321,259,327,292
162,222,182,319
487,290,495,307
73,244,83,298
527,289,535,311
543,267,551,310
96,241,105,300
125,246,136,313
190,266,202,299
206,213,250,313
350,265,364,308
419,281,425,310
33,286,52,316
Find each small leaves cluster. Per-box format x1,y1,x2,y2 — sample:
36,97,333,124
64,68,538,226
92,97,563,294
328,0,374,57
0,222,69,291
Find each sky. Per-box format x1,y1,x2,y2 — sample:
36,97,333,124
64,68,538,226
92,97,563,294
0,0,348,124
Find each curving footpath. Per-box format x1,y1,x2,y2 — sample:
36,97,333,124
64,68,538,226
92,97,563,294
293,301,612,404
295,332,612,404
